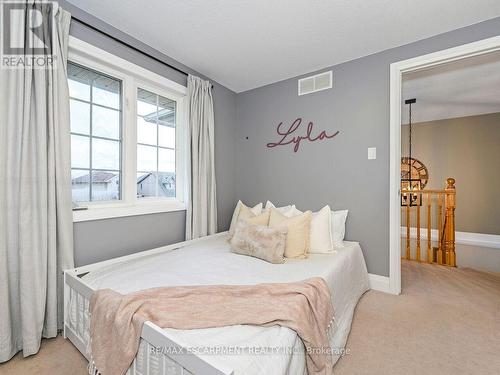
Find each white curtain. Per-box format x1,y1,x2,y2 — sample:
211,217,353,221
185,75,217,239
0,3,74,361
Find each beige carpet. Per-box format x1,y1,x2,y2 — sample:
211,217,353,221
334,261,500,375
1,260,499,375
0,335,87,375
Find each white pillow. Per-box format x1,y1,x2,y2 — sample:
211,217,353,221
229,201,263,236
265,201,294,214
290,205,334,253
310,206,334,253
331,210,348,249
282,205,301,217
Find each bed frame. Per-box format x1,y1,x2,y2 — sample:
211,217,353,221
63,232,234,375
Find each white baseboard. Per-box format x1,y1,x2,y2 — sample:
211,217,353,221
401,227,500,249
368,273,394,294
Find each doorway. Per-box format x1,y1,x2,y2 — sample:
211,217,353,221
388,36,500,295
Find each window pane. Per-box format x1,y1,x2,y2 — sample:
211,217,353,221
136,172,175,198
137,144,157,171
91,171,120,201
92,138,120,170
71,169,90,202
137,88,157,116
70,100,90,135
158,172,175,198
136,88,177,199
158,124,175,149
93,106,120,139
68,63,91,100
92,77,121,109
158,148,175,172
68,62,122,204
158,95,176,125
137,116,157,145
71,135,89,168
68,79,90,101
137,172,156,198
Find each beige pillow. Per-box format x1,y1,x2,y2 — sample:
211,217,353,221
230,221,287,264
246,210,270,226
228,201,263,237
269,208,312,259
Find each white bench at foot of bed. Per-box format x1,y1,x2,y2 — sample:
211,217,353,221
63,233,234,375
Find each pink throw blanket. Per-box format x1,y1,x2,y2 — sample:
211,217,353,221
89,277,335,375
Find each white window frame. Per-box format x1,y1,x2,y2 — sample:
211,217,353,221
69,37,188,222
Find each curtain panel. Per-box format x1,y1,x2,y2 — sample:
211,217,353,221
185,75,217,240
0,2,74,361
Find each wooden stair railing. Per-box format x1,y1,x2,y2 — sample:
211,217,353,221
444,178,457,266
401,177,456,267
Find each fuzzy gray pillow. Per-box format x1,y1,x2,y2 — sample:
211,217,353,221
230,221,287,264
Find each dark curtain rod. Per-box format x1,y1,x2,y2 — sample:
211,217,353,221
72,16,190,78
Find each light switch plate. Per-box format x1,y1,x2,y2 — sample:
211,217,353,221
368,147,376,160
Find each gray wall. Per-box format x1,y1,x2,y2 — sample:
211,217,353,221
74,211,186,265
235,17,500,277
61,2,237,266
402,113,500,235
66,0,500,274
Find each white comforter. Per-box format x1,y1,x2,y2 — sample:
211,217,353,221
79,233,369,374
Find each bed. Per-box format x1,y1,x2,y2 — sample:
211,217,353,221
64,232,369,375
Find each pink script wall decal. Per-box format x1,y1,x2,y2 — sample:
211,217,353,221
266,118,340,153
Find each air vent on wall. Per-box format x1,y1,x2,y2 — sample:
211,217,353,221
298,71,333,96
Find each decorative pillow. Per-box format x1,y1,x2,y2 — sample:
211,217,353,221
309,206,334,253
282,205,302,217
289,205,334,253
230,221,287,264
269,208,312,259
246,210,271,226
228,201,263,237
331,210,348,249
264,201,294,214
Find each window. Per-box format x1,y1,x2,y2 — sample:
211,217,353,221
69,62,122,202
136,88,176,198
68,37,187,221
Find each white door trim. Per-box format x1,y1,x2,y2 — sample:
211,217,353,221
389,35,500,295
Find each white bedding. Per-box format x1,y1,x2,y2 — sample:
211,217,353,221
72,233,369,374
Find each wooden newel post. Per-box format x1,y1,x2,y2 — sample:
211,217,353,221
444,178,456,267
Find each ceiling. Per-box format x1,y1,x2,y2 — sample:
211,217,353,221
402,50,500,124
66,0,500,93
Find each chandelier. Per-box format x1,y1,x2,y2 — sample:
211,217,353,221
401,98,422,207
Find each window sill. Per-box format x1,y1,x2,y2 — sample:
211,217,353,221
73,201,186,222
